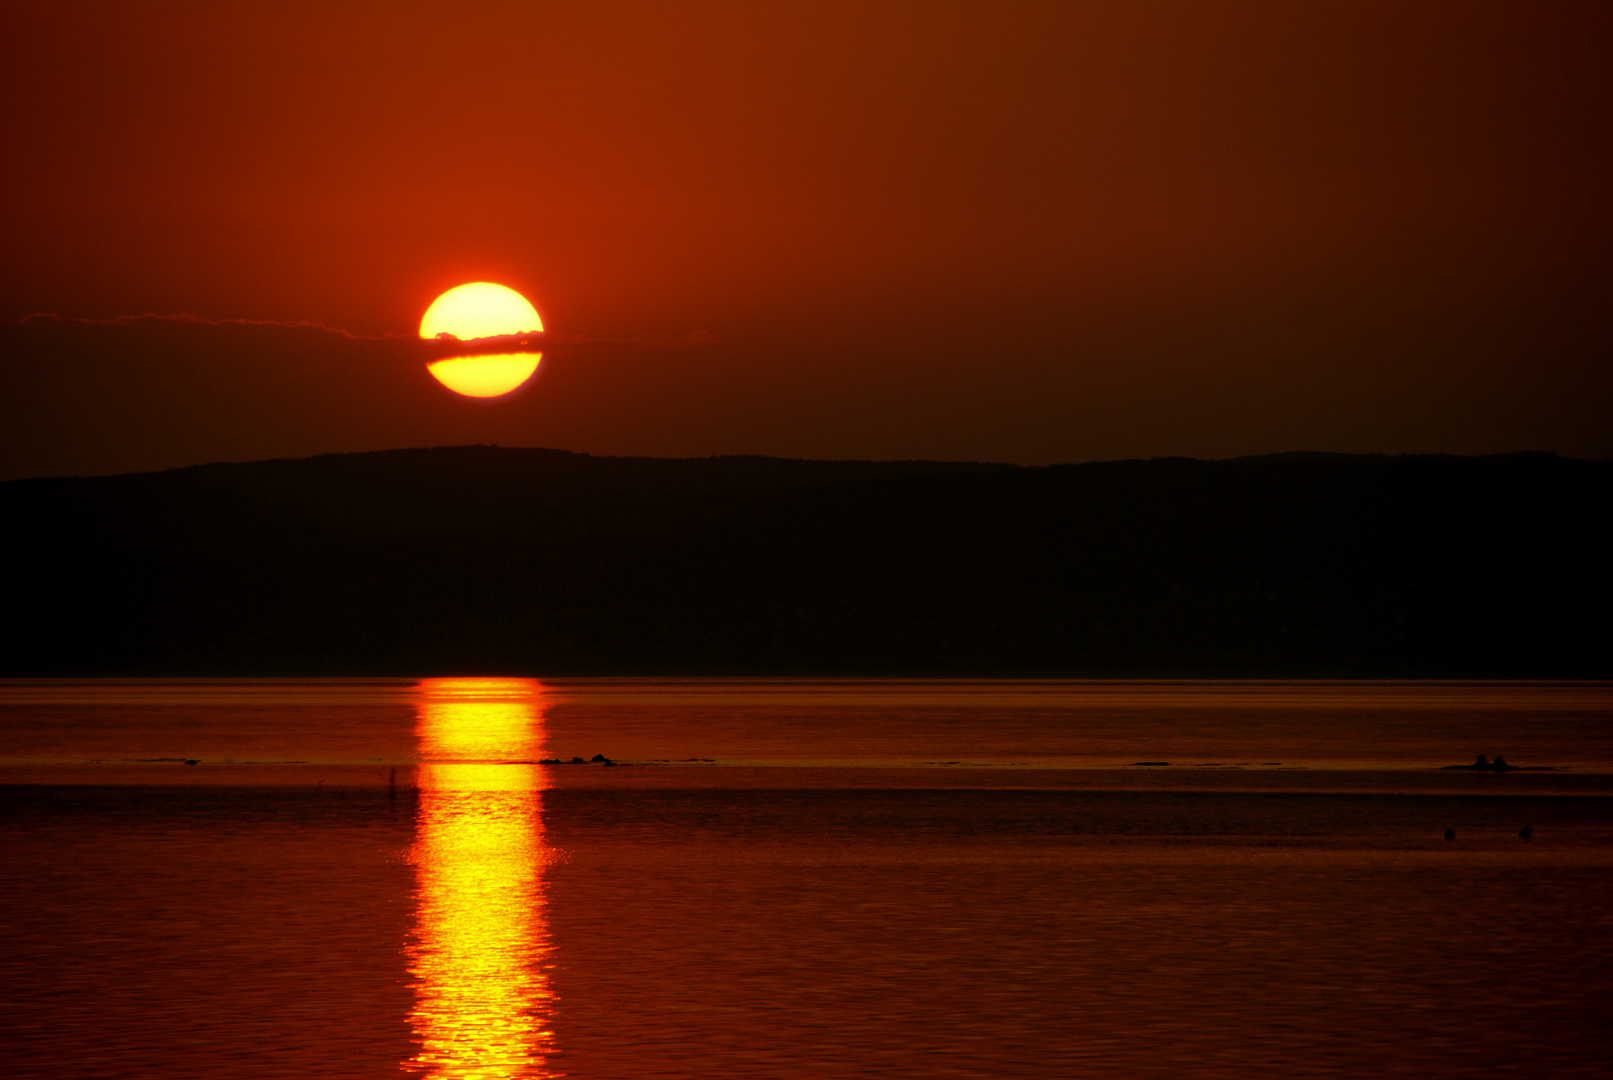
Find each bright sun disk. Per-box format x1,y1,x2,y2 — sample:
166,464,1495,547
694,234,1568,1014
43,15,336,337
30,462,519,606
427,353,542,398
420,282,543,341
421,283,543,398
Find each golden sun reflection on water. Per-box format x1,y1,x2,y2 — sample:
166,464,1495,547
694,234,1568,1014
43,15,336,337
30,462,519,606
406,678,561,1079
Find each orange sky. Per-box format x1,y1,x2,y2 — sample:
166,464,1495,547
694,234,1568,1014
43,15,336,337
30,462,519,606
1,1,1609,478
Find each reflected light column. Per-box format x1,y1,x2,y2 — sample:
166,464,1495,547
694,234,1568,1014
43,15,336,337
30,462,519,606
405,678,560,1078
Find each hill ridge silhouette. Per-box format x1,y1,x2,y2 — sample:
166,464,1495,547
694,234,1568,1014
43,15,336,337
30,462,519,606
4,446,1606,676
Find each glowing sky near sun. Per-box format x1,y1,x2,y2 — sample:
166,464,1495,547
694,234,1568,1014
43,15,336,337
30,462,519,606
1,3,1609,479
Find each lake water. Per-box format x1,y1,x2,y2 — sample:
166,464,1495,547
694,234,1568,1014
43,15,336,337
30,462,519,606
1,679,1609,1078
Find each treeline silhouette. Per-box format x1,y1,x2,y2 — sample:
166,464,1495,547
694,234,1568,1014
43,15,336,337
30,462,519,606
2,447,1607,676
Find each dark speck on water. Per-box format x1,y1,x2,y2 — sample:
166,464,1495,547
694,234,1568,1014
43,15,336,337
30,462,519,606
1440,754,1559,772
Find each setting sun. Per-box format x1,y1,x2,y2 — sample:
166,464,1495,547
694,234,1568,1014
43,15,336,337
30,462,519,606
421,282,544,398
420,282,543,341
426,354,542,398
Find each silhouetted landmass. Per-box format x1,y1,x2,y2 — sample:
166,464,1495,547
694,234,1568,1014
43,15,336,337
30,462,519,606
1,447,1607,676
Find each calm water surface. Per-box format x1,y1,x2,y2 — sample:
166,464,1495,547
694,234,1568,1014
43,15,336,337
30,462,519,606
0,679,1609,1078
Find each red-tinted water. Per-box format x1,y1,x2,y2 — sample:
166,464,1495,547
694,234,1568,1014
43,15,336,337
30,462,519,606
0,680,1608,1078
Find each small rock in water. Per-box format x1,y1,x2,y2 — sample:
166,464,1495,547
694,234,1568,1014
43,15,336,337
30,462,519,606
591,754,611,763
1519,825,1533,840
1444,828,1456,841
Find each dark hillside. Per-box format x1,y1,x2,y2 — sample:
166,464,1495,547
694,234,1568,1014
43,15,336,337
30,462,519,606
2,448,1607,676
